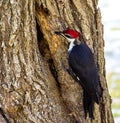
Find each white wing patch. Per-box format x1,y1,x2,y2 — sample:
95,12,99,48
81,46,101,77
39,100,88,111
77,76,80,81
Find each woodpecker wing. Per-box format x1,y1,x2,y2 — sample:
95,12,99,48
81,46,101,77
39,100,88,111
68,43,100,103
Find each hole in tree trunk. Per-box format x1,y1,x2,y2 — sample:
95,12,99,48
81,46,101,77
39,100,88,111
36,20,50,58
36,20,59,86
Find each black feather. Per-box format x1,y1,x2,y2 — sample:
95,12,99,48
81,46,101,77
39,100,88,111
68,43,101,119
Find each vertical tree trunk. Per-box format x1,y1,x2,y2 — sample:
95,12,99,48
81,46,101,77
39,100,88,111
0,1,70,123
0,0,114,123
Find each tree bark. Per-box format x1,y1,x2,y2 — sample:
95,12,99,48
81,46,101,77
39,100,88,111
0,0,114,123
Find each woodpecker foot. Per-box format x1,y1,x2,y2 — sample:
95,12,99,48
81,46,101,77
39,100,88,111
68,111,77,118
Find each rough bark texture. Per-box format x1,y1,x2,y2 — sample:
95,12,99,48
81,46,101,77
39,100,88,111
0,0,114,123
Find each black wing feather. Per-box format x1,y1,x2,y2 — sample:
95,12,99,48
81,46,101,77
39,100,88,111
68,43,101,119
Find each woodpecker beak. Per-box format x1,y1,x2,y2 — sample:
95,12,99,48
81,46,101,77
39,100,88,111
55,31,65,39
54,31,63,35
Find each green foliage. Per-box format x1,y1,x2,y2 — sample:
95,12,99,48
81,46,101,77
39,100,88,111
107,72,120,119
111,27,120,31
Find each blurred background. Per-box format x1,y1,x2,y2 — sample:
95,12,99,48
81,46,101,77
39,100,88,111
99,0,120,123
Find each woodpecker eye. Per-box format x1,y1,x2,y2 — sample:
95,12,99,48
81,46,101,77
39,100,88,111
64,34,73,39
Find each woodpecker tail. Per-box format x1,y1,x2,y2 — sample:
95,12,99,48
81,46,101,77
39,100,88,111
83,90,94,119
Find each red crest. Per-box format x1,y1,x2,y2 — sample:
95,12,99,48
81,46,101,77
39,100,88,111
63,29,79,38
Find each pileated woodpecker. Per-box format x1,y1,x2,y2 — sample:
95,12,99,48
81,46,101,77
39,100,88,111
55,29,101,119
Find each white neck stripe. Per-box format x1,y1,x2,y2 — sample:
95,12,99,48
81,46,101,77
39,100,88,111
68,40,75,52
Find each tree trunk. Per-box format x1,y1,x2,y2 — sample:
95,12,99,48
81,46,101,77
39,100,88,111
0,0,114,123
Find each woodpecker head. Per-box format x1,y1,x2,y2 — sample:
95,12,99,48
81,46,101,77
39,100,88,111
55,29,79,43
